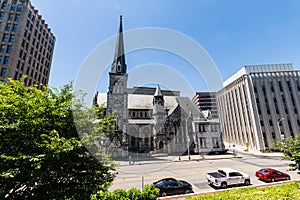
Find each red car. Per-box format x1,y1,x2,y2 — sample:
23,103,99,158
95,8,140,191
255,168,290,182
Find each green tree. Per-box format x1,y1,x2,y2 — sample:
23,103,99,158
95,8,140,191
274,135,300,171
0,78,116,199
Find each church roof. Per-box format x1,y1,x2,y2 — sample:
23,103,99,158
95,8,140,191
96,92,205,119
175,97,205,119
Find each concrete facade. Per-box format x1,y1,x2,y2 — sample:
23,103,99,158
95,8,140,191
0,0,55,86
216,63,300,152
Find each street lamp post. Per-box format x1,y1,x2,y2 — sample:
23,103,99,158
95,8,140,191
277,118,285,140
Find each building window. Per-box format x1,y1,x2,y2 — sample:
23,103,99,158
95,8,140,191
269,120,273,126
199,125,206,132
1,45,6,53
199,137,207,148
5,44,12,53
211,125,219,132
10,3,16,11
17,4,22,12
26,66,30,74
212,137,220,148
5,23,11,31
271,132,276,139
1,68,7,77
2,34,9,42
22,52,26,60
0,56,2,64
12,24,17,32
0,12,4,19
15,14,20,21
8,13,14,21
2,2,7,9
16,60,20,69
13,71,18,80
20,63,24,71
4,56,9,65
23,30,27,38
9,34,15,42
21,39,25,47
26,20,29,28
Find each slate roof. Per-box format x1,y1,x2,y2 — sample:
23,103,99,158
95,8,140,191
96,92,205,119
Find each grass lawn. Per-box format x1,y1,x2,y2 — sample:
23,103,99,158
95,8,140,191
187,181,300,200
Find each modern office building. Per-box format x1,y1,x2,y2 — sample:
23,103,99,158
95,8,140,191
94,16,226,157
216,63,300,152
0,0,55,86
192,92,219,119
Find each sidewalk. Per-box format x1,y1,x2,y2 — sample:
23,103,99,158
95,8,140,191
115,152,242,166
232,149,284,158
114,149,284,166
172,153,242,162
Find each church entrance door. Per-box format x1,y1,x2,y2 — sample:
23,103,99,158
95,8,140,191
158,141,164,150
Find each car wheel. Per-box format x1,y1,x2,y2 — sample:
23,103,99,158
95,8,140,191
161,192,167,197
244,179,250,186
185,189,190,194
271,178,275,182
286,176,290,180
221,182,227,188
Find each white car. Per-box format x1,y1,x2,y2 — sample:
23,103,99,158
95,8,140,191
207,168,251,188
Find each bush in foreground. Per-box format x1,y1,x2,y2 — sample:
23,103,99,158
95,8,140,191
91,184,159,200
188,182,300,200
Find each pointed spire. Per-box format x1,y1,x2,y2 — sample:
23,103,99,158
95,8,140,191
111,15,127,74
154,85,163,96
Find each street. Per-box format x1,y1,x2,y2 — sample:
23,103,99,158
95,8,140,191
109,153,300,193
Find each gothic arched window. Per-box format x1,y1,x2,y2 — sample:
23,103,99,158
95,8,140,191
114,113,120,130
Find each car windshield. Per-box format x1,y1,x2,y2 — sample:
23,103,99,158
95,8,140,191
259,169,270,174
155,181,166,187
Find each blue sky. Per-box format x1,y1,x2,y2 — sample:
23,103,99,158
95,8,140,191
31,0,300,96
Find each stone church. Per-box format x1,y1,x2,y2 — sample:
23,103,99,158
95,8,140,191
94,16,225,157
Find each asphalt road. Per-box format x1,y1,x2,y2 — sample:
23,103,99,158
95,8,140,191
110,153,300,193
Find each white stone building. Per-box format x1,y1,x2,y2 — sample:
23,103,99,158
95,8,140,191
216,63,300,152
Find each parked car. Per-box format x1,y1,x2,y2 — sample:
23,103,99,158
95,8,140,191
153,178,193,197
207,168,251,188
255,168,290,182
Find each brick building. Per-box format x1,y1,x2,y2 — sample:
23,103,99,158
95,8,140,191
0,0,55,86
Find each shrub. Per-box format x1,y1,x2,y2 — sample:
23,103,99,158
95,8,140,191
91,184,159,200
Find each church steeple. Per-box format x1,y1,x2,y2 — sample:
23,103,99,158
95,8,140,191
111,15,127,74
153,85,164,105
154,85,163,96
